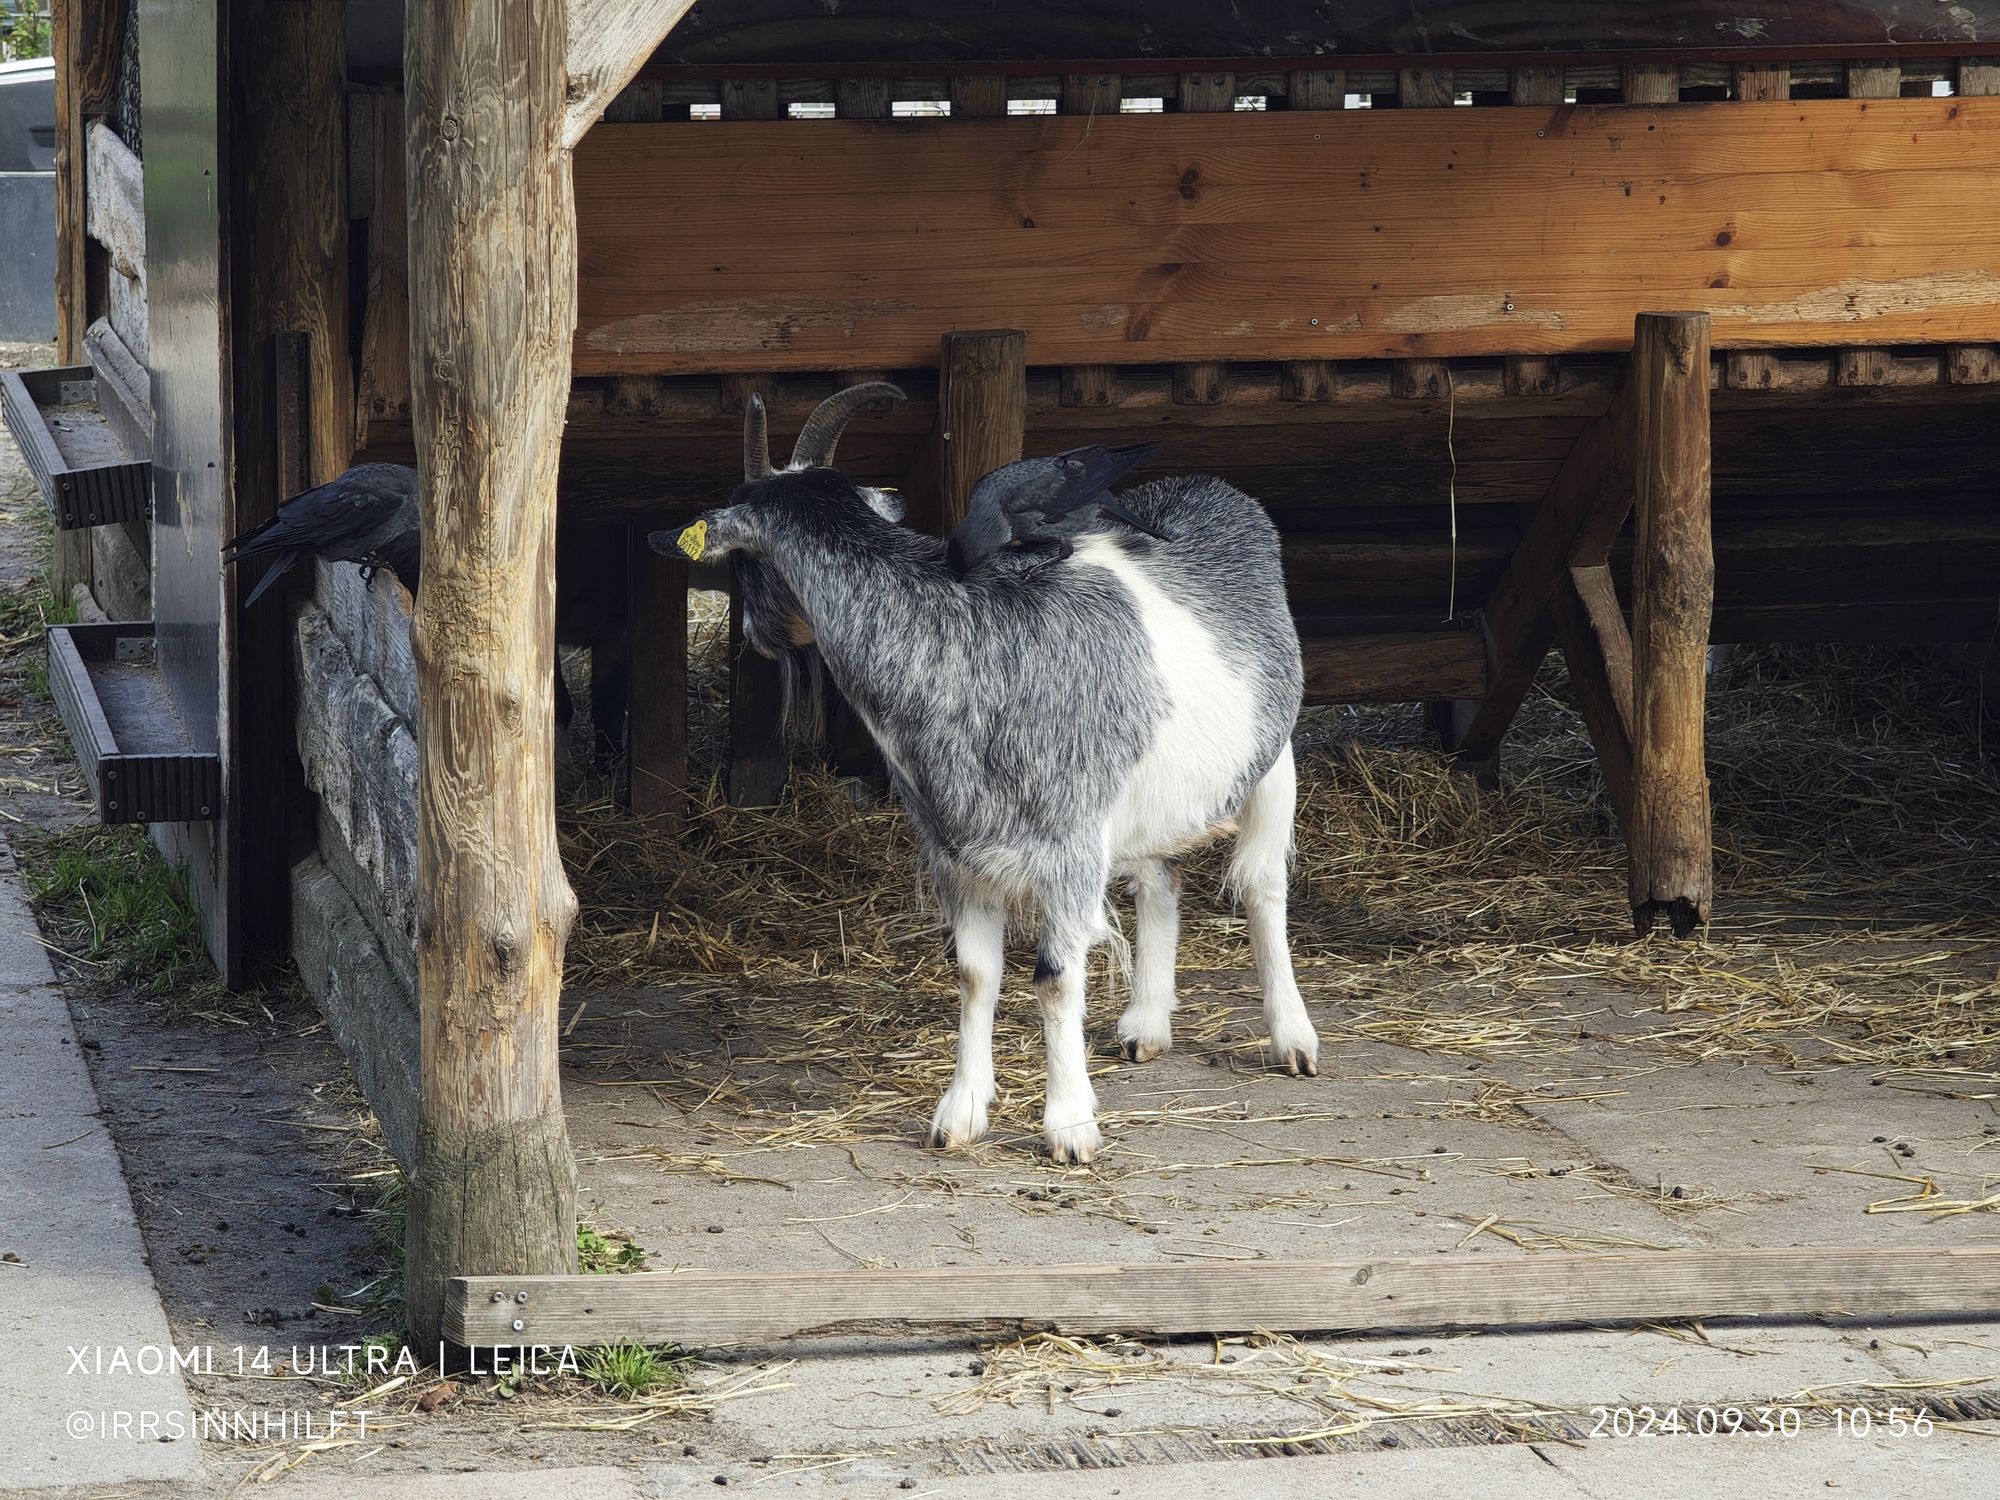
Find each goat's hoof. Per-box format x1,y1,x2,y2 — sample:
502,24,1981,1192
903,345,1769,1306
928,1087,993,1149
1042,1118,1102,1166
1117,1023,1172,1064
1269,1018,1321,1078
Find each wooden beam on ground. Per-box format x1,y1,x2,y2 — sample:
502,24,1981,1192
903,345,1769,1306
937,329,1026,532
1303,632,1485,704
403,0,581,1348
1627,311,1715,938
1449,383,1637,764
447,1246,2000,1347
561,0,696,148
1549,564,1636,832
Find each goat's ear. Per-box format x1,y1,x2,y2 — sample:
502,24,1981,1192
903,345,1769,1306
860,486,906,524
649,504,756,563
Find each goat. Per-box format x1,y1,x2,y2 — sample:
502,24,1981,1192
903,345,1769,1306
652,385,1319,1163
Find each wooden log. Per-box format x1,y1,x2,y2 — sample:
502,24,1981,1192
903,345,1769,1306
626,533,687,820
936,330,1026,532
949,75,1008,118
1627,311,1714,938
447,1246,2000,1347
560,0,696,148
1550,564,1636,833
402,0,582,1348
355,91,410,452
1303,632,1485,703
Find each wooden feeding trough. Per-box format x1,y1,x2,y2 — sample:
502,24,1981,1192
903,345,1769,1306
24,0,2000,1349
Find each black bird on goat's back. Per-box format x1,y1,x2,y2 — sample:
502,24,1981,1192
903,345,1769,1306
946,442,1169,577
222,462,422,607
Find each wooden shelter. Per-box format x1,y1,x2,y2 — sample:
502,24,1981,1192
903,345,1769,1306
10,2,2000,1345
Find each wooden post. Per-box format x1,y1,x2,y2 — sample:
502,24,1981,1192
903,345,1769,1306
627,534,688,820
949,75,1008,118
403,0,581,1347
49,0,92,599
937,330,1026,532
1627,312,1714,938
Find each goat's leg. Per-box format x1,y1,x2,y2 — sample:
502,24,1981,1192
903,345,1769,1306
929,895,1004,1149
1117,858,1180,1063
1035,896,1104,1164
1231,742,1320,1077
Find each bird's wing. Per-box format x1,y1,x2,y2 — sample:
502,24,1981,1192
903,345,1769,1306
947,443,1164,573
223,463,419,564
239,549,300,608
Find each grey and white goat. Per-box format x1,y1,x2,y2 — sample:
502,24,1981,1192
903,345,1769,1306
654,384,1319,1162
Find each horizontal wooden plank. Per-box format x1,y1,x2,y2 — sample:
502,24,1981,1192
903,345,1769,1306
1303,632,1485,701
449,1246,2000,1346
573,99,2000,373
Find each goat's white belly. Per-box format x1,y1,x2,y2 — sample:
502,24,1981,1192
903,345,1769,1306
1072,536,1260,863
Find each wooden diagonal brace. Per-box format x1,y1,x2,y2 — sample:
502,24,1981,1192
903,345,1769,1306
1448,381,1637,764
1549,563,1636,835
563,1,697,149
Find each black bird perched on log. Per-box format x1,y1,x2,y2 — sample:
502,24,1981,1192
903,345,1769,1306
222,462,422,607
946,442,1168,576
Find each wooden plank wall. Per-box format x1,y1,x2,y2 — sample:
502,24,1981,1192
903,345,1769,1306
571,94,2000,374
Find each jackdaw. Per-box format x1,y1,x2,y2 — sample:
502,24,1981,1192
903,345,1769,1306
946,442,1168,576
222,462,421,607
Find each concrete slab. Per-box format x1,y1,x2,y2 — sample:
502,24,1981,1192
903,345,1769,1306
262,1464,649,1499
0,851,201,1490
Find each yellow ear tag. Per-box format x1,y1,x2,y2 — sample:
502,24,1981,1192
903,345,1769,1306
676,520,707,562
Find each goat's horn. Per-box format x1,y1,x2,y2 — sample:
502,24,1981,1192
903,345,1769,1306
789,382,906,471
744,392,775,481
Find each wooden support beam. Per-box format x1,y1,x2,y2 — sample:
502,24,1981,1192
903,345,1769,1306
1059,73,1120,115
447,1246,2000,1347
1398,67,1455,109
948,75,1008,118
355,91,410,452
726,575,789,807
561,0,696,148
403,0,581,1348
49,0,91,599
936,329,1026,532
1448,385,1637,764
1177,71,1236,113
1835,63,1901,390
1621,63,1679,104
1732,63,1790,102
1508,65,1562,105
1059,364,1117,408
626,534,687,820
1173,77,1232,411
1722,67,1784,395
1550,564,1636,833
721,76,782,121
1303,633,1484,704
1287,68,1344,111
836,76,891,120
1628,311,1714,938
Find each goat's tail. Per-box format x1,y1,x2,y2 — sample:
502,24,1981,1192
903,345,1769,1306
1227,739,1298,906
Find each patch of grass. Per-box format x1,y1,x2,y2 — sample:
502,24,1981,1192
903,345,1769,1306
19,826,232,1015
577,1222,648,1274
578,1340,686,1400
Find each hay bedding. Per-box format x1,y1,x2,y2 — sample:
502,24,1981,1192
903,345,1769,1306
558,614,2000,1157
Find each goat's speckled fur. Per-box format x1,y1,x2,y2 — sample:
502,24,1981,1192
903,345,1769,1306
663,460,1318,1160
